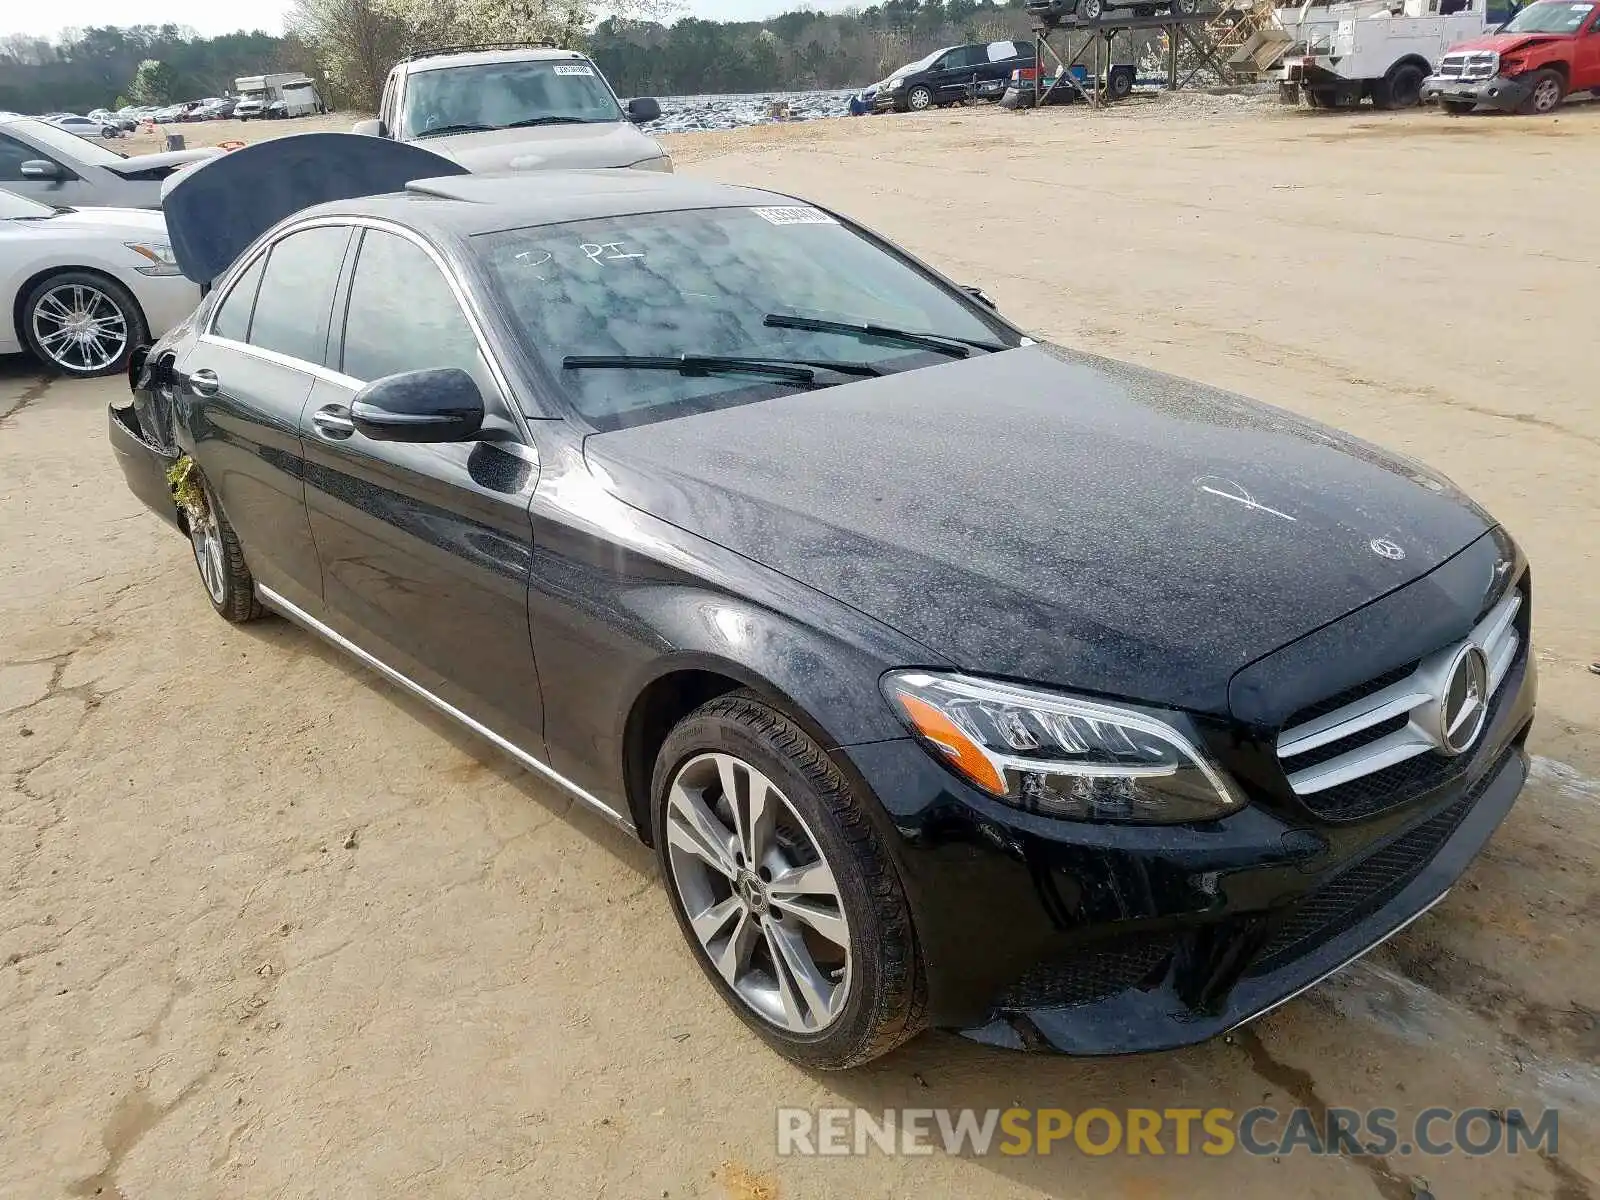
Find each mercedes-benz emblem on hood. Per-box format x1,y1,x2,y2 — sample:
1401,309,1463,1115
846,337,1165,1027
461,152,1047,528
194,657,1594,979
1439,645,1490,756
1369,537,1405,561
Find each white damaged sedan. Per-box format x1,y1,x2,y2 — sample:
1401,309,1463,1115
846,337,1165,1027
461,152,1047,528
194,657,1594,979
0,187,199,377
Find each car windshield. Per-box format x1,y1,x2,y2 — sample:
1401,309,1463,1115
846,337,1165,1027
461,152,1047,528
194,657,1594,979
891,49,947,78
1502,1,1594,30
402,59,623,138
0,188,56,219
9,117,123,166
476,205,1016,430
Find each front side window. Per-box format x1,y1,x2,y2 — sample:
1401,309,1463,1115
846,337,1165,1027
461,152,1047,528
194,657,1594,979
401,59,623,139
248,225,351,363
341,230,481,382
476,206,1015,430
1502,1,1594,30
0,138,39,182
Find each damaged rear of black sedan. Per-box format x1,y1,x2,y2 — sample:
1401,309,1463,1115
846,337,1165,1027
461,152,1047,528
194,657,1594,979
111,134,1534,1069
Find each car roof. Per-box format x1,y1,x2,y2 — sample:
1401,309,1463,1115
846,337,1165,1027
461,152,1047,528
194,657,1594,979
295,170,803,237
401,47,593,74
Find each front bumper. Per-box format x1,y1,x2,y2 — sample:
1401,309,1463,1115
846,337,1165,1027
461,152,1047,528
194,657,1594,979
839,602,1535,1054
1421,73,1531,112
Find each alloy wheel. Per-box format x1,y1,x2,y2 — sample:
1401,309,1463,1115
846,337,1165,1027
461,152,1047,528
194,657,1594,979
189,488,227,605
663,751,852,1034
30,282,128,374
908,87,933,111
1531,77,1562,113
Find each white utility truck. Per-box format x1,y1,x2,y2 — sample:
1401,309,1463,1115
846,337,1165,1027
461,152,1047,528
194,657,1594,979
232,73,324,119
1275,0,1514,107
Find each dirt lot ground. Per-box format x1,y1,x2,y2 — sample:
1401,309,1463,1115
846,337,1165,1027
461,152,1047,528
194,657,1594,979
5,98,1600,1199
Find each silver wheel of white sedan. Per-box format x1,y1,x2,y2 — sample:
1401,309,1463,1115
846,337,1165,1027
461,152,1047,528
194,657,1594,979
29,279,130,374
664,750,853,1033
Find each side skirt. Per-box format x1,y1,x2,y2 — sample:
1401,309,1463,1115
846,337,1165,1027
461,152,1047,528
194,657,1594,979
256,583,637,834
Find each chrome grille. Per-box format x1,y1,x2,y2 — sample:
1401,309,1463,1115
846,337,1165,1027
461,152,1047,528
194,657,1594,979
1276,588,1522,800
1438,55,1465,78
1438,51,1497,80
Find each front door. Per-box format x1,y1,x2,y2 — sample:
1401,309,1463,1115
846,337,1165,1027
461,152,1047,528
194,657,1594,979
1576,8,1600,89
299,225,546,755
178,223,352,613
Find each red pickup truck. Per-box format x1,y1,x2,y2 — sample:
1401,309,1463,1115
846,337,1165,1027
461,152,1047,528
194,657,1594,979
1422,0,1600,112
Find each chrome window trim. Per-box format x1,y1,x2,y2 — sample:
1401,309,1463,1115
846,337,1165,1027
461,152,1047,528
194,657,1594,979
257,583,634,832
200,214,532,442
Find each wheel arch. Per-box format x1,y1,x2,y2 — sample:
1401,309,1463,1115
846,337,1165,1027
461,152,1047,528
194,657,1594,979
621,652,874,846
1388,53,1432,78
12,264,150,358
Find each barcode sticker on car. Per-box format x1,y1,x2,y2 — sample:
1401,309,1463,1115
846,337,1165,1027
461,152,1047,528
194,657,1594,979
554,64,596,75
750,206,836,226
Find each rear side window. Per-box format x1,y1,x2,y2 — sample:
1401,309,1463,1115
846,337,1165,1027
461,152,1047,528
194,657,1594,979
340,229,481,381
211,254,266,342
249,225,351,364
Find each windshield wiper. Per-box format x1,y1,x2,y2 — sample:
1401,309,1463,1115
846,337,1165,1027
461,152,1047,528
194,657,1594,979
502,116,594,128
564,354,884,383
763,313,1007,357
413,122,494,139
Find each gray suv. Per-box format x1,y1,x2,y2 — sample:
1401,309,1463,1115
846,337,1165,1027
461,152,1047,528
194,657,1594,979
352,43,671,173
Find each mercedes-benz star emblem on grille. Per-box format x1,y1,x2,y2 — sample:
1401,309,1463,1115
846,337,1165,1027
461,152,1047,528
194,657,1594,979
1439,644,1490,756
1369,537,1406,561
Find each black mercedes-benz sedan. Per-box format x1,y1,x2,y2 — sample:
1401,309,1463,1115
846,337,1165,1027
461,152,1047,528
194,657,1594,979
110,135,1534,1069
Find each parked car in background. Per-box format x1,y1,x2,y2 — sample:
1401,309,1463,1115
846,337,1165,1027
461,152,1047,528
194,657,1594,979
233,96,266,120
0,187,197,376
115,134,1536,1071
1423,0,1600,113
48,114,121,139
1030,0,1199,21
0,117,220,209
873,40,1037,111
351,44,669,171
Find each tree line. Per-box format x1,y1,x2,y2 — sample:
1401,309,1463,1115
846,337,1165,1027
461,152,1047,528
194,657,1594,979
0,0,1047,116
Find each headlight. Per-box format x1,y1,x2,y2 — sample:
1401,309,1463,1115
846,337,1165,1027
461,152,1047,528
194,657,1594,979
892,78,908,90
126,241,181,276
883,671,1242,823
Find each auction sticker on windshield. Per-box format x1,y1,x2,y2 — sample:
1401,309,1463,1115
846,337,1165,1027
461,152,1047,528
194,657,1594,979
554,64,596,75
750,206,837,226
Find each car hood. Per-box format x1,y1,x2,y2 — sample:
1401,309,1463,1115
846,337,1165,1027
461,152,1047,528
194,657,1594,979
1445,32,1567,53
583,344,1495,716
104,147,220,178
419,121,666,170
22,205,168,238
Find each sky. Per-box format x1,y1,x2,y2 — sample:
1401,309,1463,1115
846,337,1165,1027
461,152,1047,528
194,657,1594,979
0,0,810,40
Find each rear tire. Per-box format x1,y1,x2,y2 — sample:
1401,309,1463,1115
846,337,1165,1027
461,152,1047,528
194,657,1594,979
1520,69,1565,114
1079,0,1105,20
186,472,264,623
653,691,924,1070
1171,0,1200,14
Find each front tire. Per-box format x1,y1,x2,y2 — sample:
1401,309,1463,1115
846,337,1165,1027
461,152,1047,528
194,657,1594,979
906,85,934,111
1520,69,1565,114
22,271,146,378
653,691,924,1069
1079,0,1105,19
1170,0,1199,14
1373,62,1425,110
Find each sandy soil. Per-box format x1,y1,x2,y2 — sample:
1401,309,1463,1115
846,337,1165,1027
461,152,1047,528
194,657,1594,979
5,97,1600,1199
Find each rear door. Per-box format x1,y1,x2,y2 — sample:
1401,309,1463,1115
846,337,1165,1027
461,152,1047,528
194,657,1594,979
936,46,984,102
301,224,546,754
181,222,352,613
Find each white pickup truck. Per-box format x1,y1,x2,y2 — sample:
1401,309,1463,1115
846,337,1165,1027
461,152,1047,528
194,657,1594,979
1275,0,1514,107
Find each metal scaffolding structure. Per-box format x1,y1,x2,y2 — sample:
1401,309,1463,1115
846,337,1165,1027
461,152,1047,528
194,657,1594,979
1028,9,1233,109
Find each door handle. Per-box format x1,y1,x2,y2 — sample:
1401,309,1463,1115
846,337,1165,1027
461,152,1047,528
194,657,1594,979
311,403,354,438
188,368,219,397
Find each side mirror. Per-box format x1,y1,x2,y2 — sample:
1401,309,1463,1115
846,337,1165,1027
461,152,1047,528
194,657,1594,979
351,368,484,443
20,160,63,180
626,96,662,124
963,285,998,311
351,117,386,137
